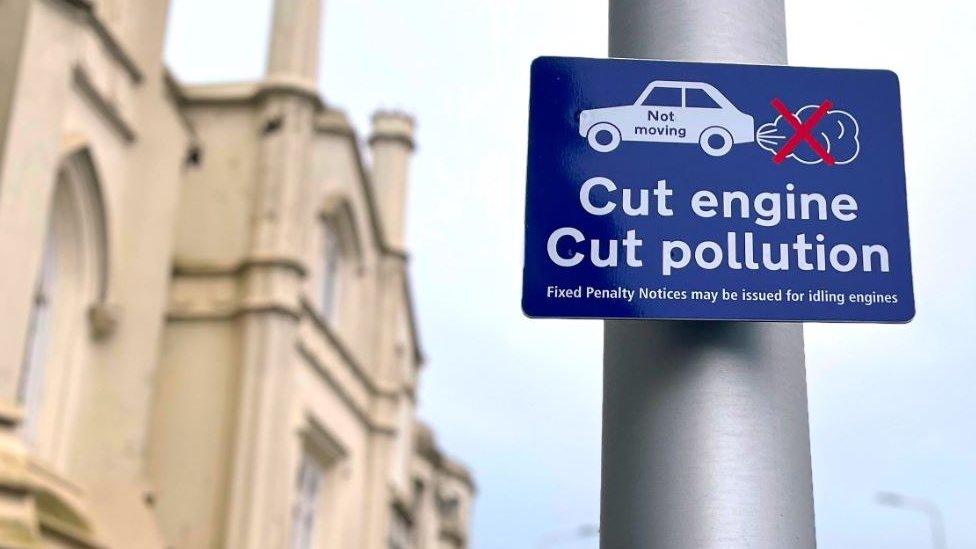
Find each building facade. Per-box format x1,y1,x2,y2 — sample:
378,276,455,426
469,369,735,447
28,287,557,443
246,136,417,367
0,0,474,548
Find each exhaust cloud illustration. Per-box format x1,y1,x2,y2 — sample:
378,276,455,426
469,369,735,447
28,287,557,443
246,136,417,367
757,105,861,165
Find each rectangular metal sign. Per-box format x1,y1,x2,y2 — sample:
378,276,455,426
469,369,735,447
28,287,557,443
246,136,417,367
522,57,914,322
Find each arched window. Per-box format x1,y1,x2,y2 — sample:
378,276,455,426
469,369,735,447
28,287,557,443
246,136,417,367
18,149,108,452
321,223,342,324
313,198,361,329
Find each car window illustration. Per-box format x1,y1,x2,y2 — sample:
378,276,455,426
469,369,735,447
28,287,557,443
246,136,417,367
643,86,682,107
580,80,755,156
686,88,720,108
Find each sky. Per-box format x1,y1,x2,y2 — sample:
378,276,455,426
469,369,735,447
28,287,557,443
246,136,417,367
165,1,976,548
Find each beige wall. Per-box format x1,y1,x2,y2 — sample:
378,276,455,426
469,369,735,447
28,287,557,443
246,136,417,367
0,1,474,548
0,0,187,546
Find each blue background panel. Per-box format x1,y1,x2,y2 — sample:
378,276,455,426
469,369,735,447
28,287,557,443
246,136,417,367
522,57,914,322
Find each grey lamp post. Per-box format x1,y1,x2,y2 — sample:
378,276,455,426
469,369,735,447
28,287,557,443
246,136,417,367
602,2,817,548
877,491,948,549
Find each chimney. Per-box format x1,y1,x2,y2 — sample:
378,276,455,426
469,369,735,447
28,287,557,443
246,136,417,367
266,0,323,87
369,111,415,251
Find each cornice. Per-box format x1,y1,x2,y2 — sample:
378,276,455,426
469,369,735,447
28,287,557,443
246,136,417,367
177,79,325,112
72,65,136,144
296,342,399,438
172,256,307,278
53,0,143,83
300,298,416,404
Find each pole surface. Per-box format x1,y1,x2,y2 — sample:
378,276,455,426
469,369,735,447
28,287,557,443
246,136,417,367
601,2,817,548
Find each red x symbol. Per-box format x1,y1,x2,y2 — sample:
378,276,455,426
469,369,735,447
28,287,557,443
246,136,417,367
771,98,836,165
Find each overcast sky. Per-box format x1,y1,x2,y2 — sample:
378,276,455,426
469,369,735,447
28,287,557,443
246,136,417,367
165,1,976,547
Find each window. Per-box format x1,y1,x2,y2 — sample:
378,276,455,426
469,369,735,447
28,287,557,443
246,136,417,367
321,225,342,324
18,226,58,445
686,88,721,108
642,86,682,107
388,506,414,549
411,479,425,510
292,420,346,548
290,456,324,549
17,151,107,453
313,199,363,331
437,495,460,523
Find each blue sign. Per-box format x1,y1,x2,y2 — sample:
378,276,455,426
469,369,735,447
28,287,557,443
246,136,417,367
522,57,914,322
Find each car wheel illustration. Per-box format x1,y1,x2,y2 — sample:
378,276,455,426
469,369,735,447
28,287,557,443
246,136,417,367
587,123,621,153
699,126,734,157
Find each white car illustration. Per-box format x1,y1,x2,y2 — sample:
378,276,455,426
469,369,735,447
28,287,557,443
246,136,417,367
579,81,755,156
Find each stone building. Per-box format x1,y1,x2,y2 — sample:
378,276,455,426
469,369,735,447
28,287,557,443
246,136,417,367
0,0,474,547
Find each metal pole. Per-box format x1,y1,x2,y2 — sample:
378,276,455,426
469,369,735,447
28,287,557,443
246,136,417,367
601,2,817,549
877,492,948,549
